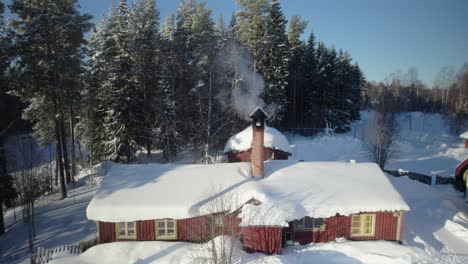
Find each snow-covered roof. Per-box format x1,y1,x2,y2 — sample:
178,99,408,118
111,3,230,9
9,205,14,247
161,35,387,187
87,160,410,225
460,131,468,139
223,125,292,154
249,106,269,118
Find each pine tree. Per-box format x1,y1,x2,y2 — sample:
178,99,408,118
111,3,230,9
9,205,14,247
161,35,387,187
9,0,92,198
129,0,161,156
257,0,290,126
0,0,18,236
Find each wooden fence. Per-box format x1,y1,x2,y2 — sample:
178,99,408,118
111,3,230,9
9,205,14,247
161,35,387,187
32,237,98,264
384,169,434,185
34,244,80,264
435,176,456,185
384,169,457,187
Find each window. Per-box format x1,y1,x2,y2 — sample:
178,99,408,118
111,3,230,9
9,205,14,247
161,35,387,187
214,215,224,227
267,151,275,160
116,222,136,239
351,214,376,237
155,219,177,240
294,216,326,231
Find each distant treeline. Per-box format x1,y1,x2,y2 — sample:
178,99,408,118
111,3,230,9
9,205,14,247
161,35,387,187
363,65,468,133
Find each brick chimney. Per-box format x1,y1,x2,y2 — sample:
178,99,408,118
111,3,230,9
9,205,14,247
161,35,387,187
249,107,268,178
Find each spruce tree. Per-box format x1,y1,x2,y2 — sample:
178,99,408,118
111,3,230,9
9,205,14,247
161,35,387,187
158,54,179,162
130,0,161,156
286,15,308,129
79,18,108,164
159,12,179,162
258,0,290,126
234,0,268,73
100,0,141,163
303,32,320,130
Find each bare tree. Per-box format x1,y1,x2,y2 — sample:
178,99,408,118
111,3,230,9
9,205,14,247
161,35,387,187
363,111,399,169
9,136,41,252
190,186,243,264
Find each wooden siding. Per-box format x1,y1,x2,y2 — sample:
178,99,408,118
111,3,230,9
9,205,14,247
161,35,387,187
178,216,209,242
98,222,116,243
455,158,468,180
177,214,242,242
227,148,289,163
97,211,402,255
289,212,399,245
137,220,155,241
243,227,282,255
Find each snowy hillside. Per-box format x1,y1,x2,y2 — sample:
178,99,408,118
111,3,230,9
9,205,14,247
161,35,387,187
1,111,468,264
290,111,467,177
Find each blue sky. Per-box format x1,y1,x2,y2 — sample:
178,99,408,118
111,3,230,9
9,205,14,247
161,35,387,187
5,0,468,84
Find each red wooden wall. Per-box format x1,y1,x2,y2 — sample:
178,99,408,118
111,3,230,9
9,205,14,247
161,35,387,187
455,158,468,180
227,148,289,163
178,214,242,242
290,212,399,245
96,211,402,255
178,215,209,242
98,222,116,243
137,220,155,241
243,227,283,255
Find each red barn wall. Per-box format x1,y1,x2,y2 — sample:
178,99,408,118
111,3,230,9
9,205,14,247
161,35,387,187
178,214,242,242
97,212,401,255
178,216,209,242
98,222,116,243
290,212,399,245
456,159,468,180
227,148,289,163
137,220,155,241
243,226,283,255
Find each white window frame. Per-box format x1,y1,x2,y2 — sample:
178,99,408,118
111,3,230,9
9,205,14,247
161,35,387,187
351,214,376,237
294,216,326,231
155,219,177,240
116,222,137,240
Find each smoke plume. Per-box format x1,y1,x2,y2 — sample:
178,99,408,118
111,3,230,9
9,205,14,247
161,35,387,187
214,41,267,121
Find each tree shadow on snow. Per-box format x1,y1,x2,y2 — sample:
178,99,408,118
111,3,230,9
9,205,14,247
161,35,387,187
133,243,188,264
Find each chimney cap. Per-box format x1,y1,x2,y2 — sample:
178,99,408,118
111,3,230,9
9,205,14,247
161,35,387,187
249,107,269,120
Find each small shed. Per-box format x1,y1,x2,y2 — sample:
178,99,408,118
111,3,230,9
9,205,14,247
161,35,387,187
224,125,292,162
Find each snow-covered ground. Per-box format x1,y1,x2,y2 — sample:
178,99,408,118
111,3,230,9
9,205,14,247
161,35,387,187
1,111,468,263
0,177,99,263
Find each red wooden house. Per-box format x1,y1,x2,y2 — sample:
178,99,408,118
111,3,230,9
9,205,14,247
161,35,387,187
86,108,410,255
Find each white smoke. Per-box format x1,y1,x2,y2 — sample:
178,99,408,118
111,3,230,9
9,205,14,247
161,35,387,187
215,42,268,121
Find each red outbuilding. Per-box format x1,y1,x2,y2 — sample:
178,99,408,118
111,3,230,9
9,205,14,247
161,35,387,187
86,107,410,255
224,110,292,163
